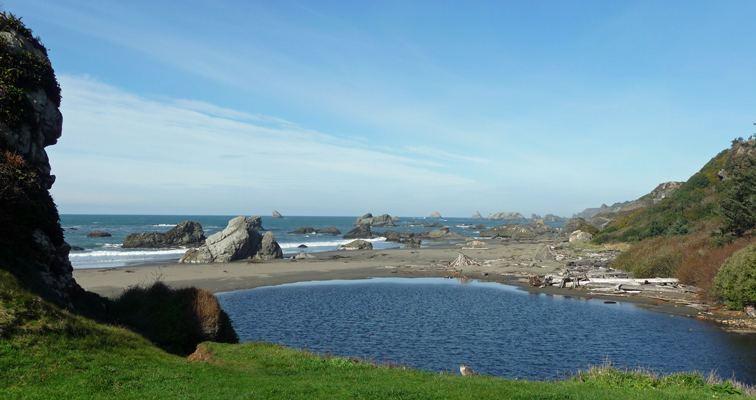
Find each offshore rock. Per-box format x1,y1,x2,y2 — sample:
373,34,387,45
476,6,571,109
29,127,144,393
429,212,442,218
391,215,401,222
179,216,280,263
316,227,341,235
343,224,373,239
272,210,284,219
352,213,394,227
471,211,483,219
487,212,526,220
338,240,373,251
122,221,205,248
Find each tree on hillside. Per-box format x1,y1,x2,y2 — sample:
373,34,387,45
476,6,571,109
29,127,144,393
718,166,756,237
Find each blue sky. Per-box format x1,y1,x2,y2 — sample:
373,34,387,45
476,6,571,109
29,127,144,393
6,0,756,217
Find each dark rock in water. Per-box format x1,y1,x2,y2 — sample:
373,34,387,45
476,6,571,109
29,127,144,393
71,246,85,251
180,216,282,263
383,230,402,242
401,238,422,248
316,227,341,235
69,227,78,230
272,210,284,219
298,244,308,248
337,240,373,250
406,222,444,228
474,224,486,230
123,221,205,248
255,231,283,260
289,227,316,234
87,230,111,238
343,224,373,239
415,227,468,240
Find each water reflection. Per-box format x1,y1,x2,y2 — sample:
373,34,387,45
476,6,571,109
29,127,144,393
217,278,756,384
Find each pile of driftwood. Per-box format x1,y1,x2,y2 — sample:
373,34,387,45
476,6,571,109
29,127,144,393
529,266,700,294
448,253,480,268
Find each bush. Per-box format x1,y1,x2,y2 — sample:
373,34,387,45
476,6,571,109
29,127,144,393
712,244,756,310
575,222,599,235
108,282,238,355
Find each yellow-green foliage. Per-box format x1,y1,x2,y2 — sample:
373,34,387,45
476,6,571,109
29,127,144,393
712,243,756,310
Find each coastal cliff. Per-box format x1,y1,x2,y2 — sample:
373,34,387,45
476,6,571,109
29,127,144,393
0,14,91,311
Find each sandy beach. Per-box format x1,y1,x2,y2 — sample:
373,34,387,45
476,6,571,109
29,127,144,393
74,240,563,297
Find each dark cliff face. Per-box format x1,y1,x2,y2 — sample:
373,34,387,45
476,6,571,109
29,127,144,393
0,13,88,311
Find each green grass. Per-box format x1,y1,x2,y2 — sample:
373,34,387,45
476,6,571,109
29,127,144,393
2,268,753,399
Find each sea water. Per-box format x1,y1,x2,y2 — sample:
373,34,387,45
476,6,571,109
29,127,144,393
60,214,557,269
217,277,756,384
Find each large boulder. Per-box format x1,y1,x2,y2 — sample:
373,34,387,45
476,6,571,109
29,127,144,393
415,227,468,240
569,230,593,242
179,216,280,263
533,244,556,261
254,231,283,260
123,221,205,248
561,218,586,237
272,210,284,219
391,215,401,222
343,224,373,239
337,240,373,251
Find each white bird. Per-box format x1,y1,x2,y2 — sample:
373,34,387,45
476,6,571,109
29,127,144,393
460,364,474,376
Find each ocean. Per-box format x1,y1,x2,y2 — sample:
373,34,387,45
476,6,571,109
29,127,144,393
60,214,564,270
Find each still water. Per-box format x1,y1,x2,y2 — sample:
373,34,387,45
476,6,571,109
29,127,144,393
217,278,756,383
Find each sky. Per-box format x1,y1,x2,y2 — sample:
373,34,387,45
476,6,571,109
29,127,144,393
5,0,756,217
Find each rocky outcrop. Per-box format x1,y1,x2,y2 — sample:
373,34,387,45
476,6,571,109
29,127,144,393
561,218,585,237
87,230,112,238
569,230,593,242
473,224,486,230
288,227,316,234
587,216,613,231
531,214,542,220
255,231,283,260
271,210,284,219
471,211,483,219
337,240,373,251
480,222,559,240
122,221,205,248
247,216,264,231
391,215,401,222
179,216,282,263
0,16,91,311
487,212,526,220
544,214,567,222
618,182,684,213
343,225,373,239
415,227,468,240
352,213,394,227
572,203,628,220
429,212,442,218
316,227,341,235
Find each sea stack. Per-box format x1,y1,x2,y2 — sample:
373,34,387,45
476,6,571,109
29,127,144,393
272,210,284,219
429,212,442,218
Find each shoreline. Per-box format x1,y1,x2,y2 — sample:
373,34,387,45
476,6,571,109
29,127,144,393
72,238,755,332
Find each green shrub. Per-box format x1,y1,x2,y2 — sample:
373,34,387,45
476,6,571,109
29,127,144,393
575,222,599,235
712,244,756,310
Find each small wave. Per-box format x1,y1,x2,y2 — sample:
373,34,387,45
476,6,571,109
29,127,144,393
103,243,122,248
69,249,187,258
152,224,177,227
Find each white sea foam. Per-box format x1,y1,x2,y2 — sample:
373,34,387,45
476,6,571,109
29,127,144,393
69,248,188,258
152,224,177,227
103,243,122,248
279,237,386,250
